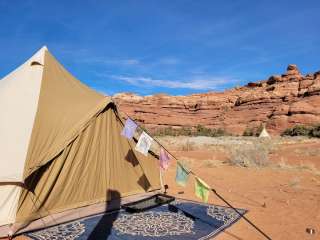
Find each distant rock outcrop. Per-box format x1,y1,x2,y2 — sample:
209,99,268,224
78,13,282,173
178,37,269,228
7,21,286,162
113,65,320,135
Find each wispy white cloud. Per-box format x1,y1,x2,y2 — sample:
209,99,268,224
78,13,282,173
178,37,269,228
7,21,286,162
109,75,239,90
66,49,181,68
81,56,182,68
79,57,141,66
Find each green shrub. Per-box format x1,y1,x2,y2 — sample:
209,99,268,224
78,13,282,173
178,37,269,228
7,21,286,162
243,127,254,136
154,125,229,137
281,125,312,137
281,124,320,138
256,124,264,136
180,127,193,136
154,127,178,136
194,125,228,137
243,124,264,137
310,124,320,138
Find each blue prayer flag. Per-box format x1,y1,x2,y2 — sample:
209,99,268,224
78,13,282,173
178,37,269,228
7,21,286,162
175,162,190,187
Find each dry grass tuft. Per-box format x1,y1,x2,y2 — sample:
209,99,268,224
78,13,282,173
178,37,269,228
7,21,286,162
288,177,301,188
298,162,320,174
227,141,272,167
180,140,196,151
275,158,294,170
275,158,320,175
201,159,224,168
294,148,320,157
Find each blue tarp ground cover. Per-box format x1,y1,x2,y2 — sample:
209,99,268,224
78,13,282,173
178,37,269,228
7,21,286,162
26,199,246,240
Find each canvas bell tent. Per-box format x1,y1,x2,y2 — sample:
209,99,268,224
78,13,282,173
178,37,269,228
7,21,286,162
0,46,161,236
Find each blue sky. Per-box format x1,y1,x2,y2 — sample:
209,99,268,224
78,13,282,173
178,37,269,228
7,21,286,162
0,0,319,96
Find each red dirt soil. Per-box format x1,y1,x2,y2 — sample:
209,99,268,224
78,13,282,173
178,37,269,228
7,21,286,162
6,138,320,240
162,139,320,239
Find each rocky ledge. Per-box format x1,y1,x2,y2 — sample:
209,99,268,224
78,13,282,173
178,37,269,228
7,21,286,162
113,65,320,135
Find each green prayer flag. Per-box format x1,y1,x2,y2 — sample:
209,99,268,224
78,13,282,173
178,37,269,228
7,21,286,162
175,162,190,187
195,177,210,203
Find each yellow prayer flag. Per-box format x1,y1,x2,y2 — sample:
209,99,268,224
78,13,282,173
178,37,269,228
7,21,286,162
195,177,210,203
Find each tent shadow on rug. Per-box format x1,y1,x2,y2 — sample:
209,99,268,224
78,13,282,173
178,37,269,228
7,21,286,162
87,190,120,240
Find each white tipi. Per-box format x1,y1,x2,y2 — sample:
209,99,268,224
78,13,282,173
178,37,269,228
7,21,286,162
259,126,271,138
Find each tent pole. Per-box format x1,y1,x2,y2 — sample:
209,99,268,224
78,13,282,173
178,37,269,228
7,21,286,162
159,168,164,192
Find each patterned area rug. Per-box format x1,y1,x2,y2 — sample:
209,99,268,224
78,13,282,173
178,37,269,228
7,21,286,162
26,199,246,240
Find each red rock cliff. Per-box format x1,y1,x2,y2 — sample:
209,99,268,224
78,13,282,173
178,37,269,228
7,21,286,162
113,65,320,135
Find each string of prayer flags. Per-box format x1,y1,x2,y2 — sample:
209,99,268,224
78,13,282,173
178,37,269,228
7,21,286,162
175,162,190,187
121,118,137,139
121,116,211,203
135,131,153,156
159,147,171,170
195,177,211,203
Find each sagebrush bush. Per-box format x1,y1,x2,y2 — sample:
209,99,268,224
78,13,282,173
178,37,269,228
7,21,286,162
243,124,264,137
194,125,228,137
180,140,196,151
281,125,312,136
154,125,229,137
281,124,320,138
243,127,255,136
310,125,320,138
227,142,272,167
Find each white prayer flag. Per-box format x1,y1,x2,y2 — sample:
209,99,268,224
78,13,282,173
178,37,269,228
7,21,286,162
135,131,153,156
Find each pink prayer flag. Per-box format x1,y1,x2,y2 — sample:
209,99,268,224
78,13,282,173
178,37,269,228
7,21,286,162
159,148,171,170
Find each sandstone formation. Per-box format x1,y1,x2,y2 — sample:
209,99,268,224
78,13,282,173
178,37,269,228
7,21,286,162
113,65,320,135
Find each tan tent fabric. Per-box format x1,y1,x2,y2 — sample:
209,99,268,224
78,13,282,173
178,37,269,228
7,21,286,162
23,50,110,178
17,105,160,223
0,47,161,235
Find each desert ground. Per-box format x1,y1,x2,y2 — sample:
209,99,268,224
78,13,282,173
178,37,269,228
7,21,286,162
9,136,320,240
158,136,320,240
